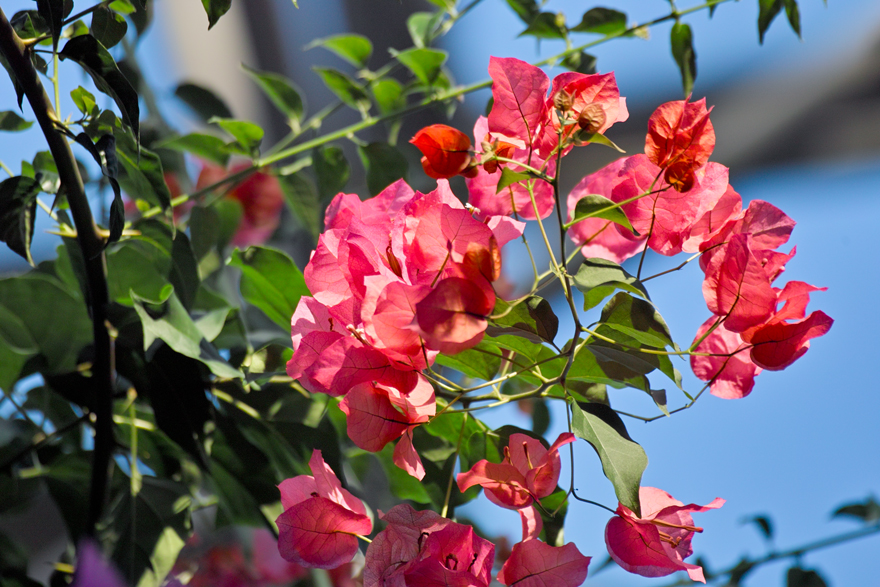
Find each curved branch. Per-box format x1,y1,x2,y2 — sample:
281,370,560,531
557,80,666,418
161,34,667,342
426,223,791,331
0,8,114,538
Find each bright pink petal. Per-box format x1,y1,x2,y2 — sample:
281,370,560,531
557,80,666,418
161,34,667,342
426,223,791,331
488,57,550,148
456,460,533,509
278,475,318,510
485,215,527,248
497,540,591,587
309,450,368,516
746,310,833,370
520,506,543,542
416,277,494,354
690,316,761,399
393,429,426,480
339,383,412,452
276,496,372,569
682,184,742,253
701,234,777,332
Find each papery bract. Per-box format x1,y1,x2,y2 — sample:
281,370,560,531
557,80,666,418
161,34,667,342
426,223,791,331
605,487,723,583
644,98,715,191
410,125,474,179
276,450,372,569
488,56,550,150
415,277,495,354
496,540,591,587
690,317,761,399
364,504,494,587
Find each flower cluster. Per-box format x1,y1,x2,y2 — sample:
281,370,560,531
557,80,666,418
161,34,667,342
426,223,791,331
567,98,832,398
286,180,523,477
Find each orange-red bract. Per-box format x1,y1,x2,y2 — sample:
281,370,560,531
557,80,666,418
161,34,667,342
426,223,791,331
410,124,473,179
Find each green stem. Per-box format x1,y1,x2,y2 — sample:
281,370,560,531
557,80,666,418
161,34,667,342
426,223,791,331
0,159,13,176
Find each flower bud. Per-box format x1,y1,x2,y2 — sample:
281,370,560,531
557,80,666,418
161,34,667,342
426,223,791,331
553,90,573,113
577,103,607,134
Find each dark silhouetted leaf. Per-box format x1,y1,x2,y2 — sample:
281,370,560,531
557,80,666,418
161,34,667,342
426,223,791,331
156,133,231,167
277,172,320,241
358,142,408,196
0,176,40,265
742,514,774,540
519,12,567,40
90,6,128,48
833,496,880,523
36,0,63,47
784,0,801,38
0,111,33,132
561,51,597,75
313,145,350,199
200,0,231,29
60,35,140,139
758,0,784,44
786,567,828,587
174,82,233,123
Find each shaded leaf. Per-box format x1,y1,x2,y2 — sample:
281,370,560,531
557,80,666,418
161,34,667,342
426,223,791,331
572,257,648,311
90,6,128,49
155,133,231,167
435,341,501,381
505,0,540,23
173,82,233,123
0,176,40,266
488,296,558,345
313,145,350,199
561,51,597,75
306,34,372,68
786,567,828,587
758,0,784,44
209,117,264,153
784,0,801,38
277,172,321,241
571,7,627,35
313,67,370,112
570,402,647,516
200,0,232,29
241,64,305,127
0,303,37,391
228,246,310,332
0,111,33,132
114,127,172,210
36,0,64,48
833,496,880,523
519,12,568,40
358,142,408,196
671,22,696,97
59,35,139,139
742,514,774,540
395,47,447,85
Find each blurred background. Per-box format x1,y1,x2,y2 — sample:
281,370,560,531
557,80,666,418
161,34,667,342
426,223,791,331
1,0,879,585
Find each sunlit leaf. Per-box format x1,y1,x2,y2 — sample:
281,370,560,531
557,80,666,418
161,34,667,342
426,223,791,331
670,22,696,97
306,34,372,68
570,7,627,35
241,64,305,127
0,176,40,265
228,246,309,332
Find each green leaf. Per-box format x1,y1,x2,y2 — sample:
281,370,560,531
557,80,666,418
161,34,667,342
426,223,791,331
155,133,231,167
209,117,264,153
488,296,559,345
133,291,242,379
742,515,774,540
306,34,372,68
538,487,568,546
372,79,405,115
833,496,880,523
786,567,828,587
313,68,370,113
783,0,801,38
32,150,60,194
572,257,649,311
43,453,91,541
375,443,432,504
114,127,172,210
407,12,435,48
36,0,64,49
173,82,233,123
570,8,627,35
313,145,350,200
670,22,696,97
200,0,232,29
0,303,37,391
395,48,447,85
505,0,540,24
70,86,98,116
435,341,502,381
496,167,532,194
518,12,568,40
228,246,309,332
598,293,674,350
90,6,128,49
758,0,784,44
109,477,191,587
109,0,137,15
241,64,305,128
561,51,597,75
569,193,636,234
59,34,140,139
570,402,647,516
277,172,321,241
358,142,408,196
106,240,172,305
0,111,33,132
0,176,40,266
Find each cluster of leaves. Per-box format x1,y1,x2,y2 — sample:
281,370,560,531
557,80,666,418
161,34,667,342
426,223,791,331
0,1,856,587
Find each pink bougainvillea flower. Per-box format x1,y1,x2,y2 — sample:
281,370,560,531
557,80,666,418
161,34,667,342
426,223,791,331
467,117,556,220
497,540,591,587
415,276,496,355
701,233,778,332
644,98,715,192
197,162,284,247
410,124,475,179
339,374,435,480
681,184,743,253
566,157,646,264
488,56,551,151
605,487,724,583
276,450,372,569
739,281,833,371
363,504,494,587
457,432,575,509
252,528,309,586
690,316,761,399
